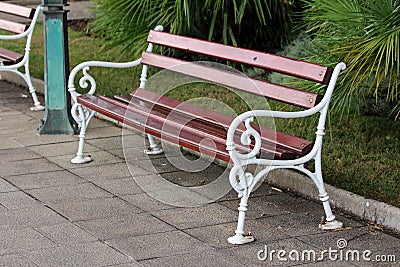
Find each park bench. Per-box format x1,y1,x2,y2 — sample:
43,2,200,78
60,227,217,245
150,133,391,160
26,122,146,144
68,26,346,245
0,2,44,111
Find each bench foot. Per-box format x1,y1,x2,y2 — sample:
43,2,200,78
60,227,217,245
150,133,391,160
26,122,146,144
227,234,255,245
30,104,45,111
71,155,92,164
319,219,343,230
144,147,164,155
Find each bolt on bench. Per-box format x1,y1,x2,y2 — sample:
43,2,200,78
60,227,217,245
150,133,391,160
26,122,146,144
68,26,346,245
0,2,44,111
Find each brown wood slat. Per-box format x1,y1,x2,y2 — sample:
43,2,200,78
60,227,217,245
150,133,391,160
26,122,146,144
80,94,300,160
0,47,23,63
126,89,313,156
78,94,232,161
147,30,333,85
0,3,35,19
0,18,28,34
114,91,311,158
141,52,322,109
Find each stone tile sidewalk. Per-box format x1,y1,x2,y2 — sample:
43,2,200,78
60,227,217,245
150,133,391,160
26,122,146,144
0,81,399,266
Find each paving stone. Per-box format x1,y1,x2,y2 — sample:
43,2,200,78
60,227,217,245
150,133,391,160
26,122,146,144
105,261,143,267
126,171,230,205
0,147,42,162
11,133,77,147
87,135,144,150
0,113,35,129
184,220,291,249
120,193,176,212
77,213,175,240
0,178,18,193
50,197,142,222
0,191,41,210
0,226,56,254
0,205,67,228
261,193,323,214
0,138,24,149
217,182,278,202
0,253,37,267
256,212,330,237
0,157,63,177
47,150,125,170
35,222,98,246
151,203,237,229
130,156,181,174
26,183,112,204
105,148,125,160
91,177,144,196
220,195,291,220
160,165,228,188
140,250,245,267
84,124,122,139
69,162,150,181
23,241,135,267
107,231,211,261
4,170,85,190
27,142,100,157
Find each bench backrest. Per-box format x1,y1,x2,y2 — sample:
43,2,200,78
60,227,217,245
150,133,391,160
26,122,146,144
0,2,36,34
143,30,333,109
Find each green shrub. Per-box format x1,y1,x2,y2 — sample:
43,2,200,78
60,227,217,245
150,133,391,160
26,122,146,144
90,0,297,58
301,0,400,118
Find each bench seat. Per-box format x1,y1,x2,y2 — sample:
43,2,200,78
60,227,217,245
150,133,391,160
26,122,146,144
77,88,313,162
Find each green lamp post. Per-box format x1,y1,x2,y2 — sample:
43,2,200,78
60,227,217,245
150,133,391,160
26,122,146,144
39,0,76,134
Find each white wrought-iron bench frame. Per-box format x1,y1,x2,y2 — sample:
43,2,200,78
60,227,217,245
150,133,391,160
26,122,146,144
68,26,346,245
0,3,44,111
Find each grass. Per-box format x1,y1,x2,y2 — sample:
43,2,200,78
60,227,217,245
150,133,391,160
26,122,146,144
2,24,399,208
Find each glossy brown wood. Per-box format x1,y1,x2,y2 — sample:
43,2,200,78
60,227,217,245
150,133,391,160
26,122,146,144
0,47,23,63
78,93,311,161
0,19,28,34
141,52,322,109
0,3,35,19
128,88,313,155
147,30,333,85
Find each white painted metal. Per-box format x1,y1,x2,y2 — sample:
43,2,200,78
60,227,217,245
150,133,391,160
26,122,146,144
226,63,346,244
0,6,44,111
67,25,164,164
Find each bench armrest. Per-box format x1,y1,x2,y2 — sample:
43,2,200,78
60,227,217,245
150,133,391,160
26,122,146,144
68,25,164,102
68,59,142,102
226,62,346,163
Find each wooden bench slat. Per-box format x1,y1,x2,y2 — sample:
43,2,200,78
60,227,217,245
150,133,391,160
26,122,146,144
0,18,28,34
80,94,302,160
141,52,322,109
0,47,23,63
114,90,312,157
147,30,333,85
125,88,313,155
0,3,35,19
78,94,232,161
